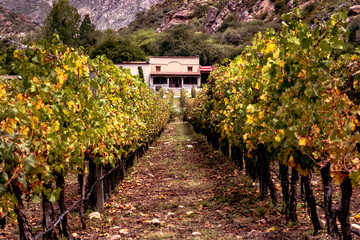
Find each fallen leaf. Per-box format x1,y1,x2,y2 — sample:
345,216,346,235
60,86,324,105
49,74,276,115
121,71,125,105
265,226,277,232
186,211,194,216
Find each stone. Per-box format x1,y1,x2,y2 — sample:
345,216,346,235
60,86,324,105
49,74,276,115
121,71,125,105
349,5,360,17
145,218,161,225
89,211,101,220
109,235,122,240
203,7,218,34
156,3,197,32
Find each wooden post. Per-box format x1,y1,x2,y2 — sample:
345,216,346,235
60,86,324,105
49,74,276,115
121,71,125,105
95,164,104,210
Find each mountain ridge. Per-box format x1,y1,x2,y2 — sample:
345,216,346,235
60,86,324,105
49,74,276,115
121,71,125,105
0,0,163,31
0,4,38,38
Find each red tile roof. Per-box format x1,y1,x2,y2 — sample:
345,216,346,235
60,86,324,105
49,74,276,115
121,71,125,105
119,61,149,64
199,66,214,72
151,72,200,76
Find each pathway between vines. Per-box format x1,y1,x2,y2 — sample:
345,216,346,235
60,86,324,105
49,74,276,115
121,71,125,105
76,100,317,239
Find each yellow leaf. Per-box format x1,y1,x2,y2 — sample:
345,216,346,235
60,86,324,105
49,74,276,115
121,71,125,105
245,115,254,124
297,69,307,79
64,65,70,71
246,104,255,113
32,77,39,83
8,118,17,129
275,129,284,142
350,121,356,131
243,133,248,141
258,110,264,119
35,99,44,110
20,126,30,136
354,214,360,219
6,126,14,135
53,121,60,131
298,137,307,146
265,226,277,232
264,43,276,53
232,87,237,94
313,124,320,134
0,84,5,99
288,155,296,168
31,116,39,127
67,100,75,110
17,93,23,100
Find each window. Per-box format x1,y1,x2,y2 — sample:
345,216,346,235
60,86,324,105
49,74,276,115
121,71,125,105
184,77,198,85
153,77,167,84
188,66,193,72
156,66,161,72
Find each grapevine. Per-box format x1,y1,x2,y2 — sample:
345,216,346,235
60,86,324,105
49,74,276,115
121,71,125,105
0,38,170,239
185,10,360,239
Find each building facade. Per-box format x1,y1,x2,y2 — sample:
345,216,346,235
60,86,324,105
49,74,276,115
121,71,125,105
149,56,200,91
116,56,212,91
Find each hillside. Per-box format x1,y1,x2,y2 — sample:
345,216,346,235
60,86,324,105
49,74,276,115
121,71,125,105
0,4,38,38
128,0,360,34
0,0,163,31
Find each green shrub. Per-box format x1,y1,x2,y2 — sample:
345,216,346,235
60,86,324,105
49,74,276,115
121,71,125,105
274,0,289,15
180,87,187,107
191,86,197,98
158,88,165,98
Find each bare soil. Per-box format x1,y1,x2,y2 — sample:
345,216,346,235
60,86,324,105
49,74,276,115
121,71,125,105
70,119,358,240
2,111,360,239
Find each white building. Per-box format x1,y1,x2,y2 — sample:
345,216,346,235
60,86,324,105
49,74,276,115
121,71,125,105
116,56,209,91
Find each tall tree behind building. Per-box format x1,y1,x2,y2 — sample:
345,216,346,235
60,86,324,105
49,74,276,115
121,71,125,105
43,0,81,46
79,14,96,48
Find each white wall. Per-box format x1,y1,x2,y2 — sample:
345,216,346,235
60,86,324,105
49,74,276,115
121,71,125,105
115,63,151,86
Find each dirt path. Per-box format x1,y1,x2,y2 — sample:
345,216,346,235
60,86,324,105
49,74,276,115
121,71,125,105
2,98,359,239
73,114,320,240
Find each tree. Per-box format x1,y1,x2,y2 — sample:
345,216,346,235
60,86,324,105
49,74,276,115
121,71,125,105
89,39,146,63
130,29,159,56
0,39,16,75
79,14,96,47
158,25,233,65
44,0,81,46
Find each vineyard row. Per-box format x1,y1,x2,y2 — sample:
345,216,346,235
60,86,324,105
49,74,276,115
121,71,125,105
183,10,360,239
0,39,171,239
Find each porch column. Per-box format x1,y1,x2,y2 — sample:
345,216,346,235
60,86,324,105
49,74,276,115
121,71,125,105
181,77,184,88
166,77,169,89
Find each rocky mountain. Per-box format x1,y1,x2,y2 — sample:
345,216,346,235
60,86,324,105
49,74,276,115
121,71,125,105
0,4,38,38
131,0,360,34
0,0,163,31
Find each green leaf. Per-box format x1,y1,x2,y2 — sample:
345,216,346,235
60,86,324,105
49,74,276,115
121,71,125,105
24,154,36,172
32,55,39,63
329,36,343,50
0,172,8,184
282,13,292,22
0,184,7,197
32,194,41,204
49,193,57,203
